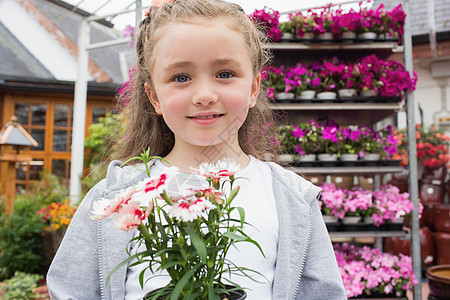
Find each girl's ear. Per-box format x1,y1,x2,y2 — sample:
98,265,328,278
249,73,261,108
144,82,162,115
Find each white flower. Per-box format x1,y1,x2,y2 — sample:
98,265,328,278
168,196,216,222
132,166,179,202
91,187,134,220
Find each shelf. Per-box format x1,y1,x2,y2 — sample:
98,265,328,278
272,102,403,125
329,230,408,238
287,165,404,175
267,41,402,51
266,41,403,60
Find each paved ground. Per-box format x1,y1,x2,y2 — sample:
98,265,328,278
407,280,430,300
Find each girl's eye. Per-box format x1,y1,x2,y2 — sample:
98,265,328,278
217,71,233,79
174,74,190,83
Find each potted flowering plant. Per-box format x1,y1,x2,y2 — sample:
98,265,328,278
36,199,77,261
402,124,450,169
335,63,361,98
356,55,384,96
334,243,418,299
263,65,295,100
249,7,281,42
285,64,309,98
277,124,297,162
331,8,361,39
357,4,383,39
290,121,320,161
314,5,334,40
318,183,346,222
316,121,342,161
358,126,384,160
338,127,362,162
91,151,264,299
371,185,419,226
292,11,316,39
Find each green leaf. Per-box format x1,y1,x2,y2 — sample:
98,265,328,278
170,265,199,300
106,250,148,286
222,231,247,241
185,225,207,263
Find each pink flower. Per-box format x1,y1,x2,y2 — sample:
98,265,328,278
168,195,216,222
114,200,149,231
91,187,134,220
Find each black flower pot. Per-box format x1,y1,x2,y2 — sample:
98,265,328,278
144,285,247,300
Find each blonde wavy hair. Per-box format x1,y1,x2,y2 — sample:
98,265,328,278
115,0,276,163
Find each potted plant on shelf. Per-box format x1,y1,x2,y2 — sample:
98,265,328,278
338,127,362,162
341,187,373,225
334,243,418,299
378,59,417,99
263,65,295,100
315,59,338,99
356,55,384,97
292,11,316,40
357,3,383,40
358,126,383,161
277,124,297,162
249,7,281,42
318,183,346,223
291,121,320,162
335,62,361,98
313,5,334,40
316,121,342,161
332,8,361,40
371,185,419,227
91,153,264,299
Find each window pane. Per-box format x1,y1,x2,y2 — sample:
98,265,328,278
15,161,28,180
92,107,106,124
14,102,29,124
53,130,67,152
52,159,67,178
29,160,44,180
54,105,69,127
31,104,47,125
31,129,45,150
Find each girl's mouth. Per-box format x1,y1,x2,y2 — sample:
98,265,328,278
187,113,225,125
189,114,224,120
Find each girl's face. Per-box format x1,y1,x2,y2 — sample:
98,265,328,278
145,20,260,152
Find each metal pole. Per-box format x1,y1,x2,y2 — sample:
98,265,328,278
70,18,90,204
427,0,437,58
403,0,422,299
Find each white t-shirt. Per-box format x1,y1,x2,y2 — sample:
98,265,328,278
124,157,278,300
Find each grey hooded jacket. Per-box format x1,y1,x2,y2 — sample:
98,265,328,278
47,160,347,300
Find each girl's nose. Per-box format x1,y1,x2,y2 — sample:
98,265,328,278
192,79,219,106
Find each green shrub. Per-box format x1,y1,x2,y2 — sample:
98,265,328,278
1,272,42,300
0,172,68,280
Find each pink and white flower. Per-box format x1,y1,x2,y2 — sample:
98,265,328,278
168,194,216,222
113,200,150,231
191,158,240,180
91,187,134,220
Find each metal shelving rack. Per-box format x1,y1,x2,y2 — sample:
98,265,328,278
270,1,421,298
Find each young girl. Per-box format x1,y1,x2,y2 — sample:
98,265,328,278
47,0,346,299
